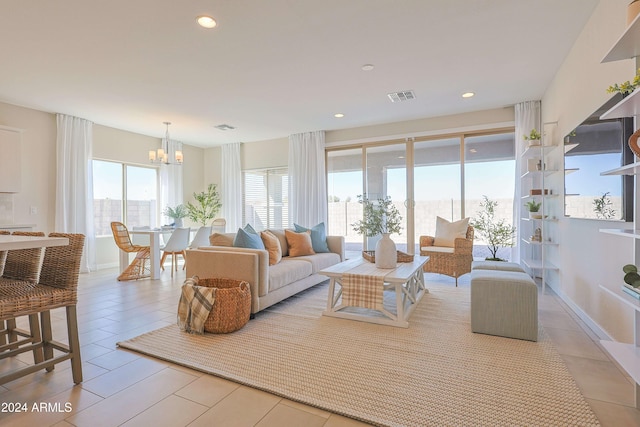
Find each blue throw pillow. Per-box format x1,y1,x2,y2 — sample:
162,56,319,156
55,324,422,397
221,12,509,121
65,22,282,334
233,225,265,249
294,222,329,253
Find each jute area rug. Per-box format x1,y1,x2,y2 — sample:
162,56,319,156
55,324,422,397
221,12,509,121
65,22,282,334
118,283,599,427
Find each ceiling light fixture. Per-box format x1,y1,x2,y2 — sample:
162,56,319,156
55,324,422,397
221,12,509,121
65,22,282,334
462,92,475,98
197,15,217,28
149,122,183,165
334,113,344,118
361,64,375,71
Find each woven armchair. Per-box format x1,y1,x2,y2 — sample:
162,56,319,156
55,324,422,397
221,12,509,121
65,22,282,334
111,222,151,281
419,226,474,287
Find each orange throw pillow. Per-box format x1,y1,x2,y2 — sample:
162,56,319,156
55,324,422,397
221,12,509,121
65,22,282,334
285,229,315,257
260,230,282,265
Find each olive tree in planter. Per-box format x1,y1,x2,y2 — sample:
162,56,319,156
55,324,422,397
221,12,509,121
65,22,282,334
470,195,516,261
186,183,222,226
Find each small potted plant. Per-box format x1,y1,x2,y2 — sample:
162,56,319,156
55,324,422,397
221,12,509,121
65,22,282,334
163,204,188,227
523,129,542,146
525,200,542,219
622,264,640,297
352,195,402,268
607,68,640,97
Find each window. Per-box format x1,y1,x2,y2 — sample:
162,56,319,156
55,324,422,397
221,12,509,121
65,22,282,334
242,168,289,230
92,160,158,236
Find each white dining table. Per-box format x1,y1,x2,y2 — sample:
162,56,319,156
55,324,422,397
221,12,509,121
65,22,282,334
120,228,193,280
0,234,69,251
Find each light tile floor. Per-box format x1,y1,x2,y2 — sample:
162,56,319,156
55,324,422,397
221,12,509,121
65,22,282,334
0,268,639,426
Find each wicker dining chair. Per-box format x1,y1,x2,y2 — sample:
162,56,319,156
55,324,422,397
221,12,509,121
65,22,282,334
111,222,151,281
0,231,46,353
0,233,85,385
419,226,474,287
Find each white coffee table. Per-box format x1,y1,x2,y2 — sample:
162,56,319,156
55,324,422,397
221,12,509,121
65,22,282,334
319,256,429,328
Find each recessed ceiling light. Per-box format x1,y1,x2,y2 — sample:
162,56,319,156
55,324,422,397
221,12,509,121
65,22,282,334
334,113,344,118
361,64,375,71
462,92,475,98
197,15,217,28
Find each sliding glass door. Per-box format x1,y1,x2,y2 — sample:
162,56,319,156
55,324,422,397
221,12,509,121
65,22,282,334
327,149,363,255
365,144,407,251
326,129,515,257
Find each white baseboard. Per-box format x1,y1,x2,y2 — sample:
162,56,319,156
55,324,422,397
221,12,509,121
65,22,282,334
545,281,612,341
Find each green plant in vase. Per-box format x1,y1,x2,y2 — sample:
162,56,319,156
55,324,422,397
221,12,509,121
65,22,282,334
163,204,188,227
186,183,222,226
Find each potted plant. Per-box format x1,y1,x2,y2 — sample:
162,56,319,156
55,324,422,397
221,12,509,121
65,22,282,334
186,183,222,226
606,68,640,97
352,195,402,268
524,200,542,219
623,264,640,297
470,196,516,261
523,129,542,146
163,204,188,227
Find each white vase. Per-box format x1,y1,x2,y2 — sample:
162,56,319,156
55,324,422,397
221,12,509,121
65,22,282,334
375,233,397,269
174,218,183,227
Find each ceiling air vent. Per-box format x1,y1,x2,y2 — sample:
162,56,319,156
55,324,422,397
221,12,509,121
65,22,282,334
214,124,236,131
387,90,416,103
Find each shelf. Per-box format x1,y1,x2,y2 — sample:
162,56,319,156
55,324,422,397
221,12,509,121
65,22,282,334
565,168,579,175
601,162,640,176
521,217,558,222
600,88,640,119
602,13,640,63
520,170,558,179
522,258,558,271
599,228,640,239
564,143,579,153
565,193,580,196
522,238,557,246
601,341,640,385
521,144,557,159
522,193,557,199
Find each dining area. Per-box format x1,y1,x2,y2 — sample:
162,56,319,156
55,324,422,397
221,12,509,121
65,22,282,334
0,231,85,386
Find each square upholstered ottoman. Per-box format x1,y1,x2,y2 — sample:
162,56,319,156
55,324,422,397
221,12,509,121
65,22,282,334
471,260,525,273
470,269,538,341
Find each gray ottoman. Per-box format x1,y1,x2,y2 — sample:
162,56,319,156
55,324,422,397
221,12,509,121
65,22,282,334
471,260,525,273
470,269,538,341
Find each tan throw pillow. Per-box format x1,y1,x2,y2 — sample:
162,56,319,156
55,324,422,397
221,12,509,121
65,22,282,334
260,230,282,265
209,232,235,247
433,217,470,247
285,229,315,257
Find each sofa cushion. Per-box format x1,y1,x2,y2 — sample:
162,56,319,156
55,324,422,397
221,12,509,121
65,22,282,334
209,232,235,247
268,258,313,292
234,225,265,250
260,230,282,265
294,222,330,253
267,229,289,257
421,246,455,254
292,252,341,274
285,229,315,257
434,216,469,247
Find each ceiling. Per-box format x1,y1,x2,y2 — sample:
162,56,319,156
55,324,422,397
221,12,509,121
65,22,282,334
0,0,598,148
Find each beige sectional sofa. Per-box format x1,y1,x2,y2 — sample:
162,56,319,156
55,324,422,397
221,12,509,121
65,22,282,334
186,229,345,314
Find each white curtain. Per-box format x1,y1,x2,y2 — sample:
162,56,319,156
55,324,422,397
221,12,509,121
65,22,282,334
221,143,242,231
512,101,541,263
160,138,183,224
288,130,327,226
55,114,96,273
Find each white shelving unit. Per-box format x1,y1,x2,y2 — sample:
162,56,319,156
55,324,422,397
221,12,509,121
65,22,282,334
519,126,559,293
597,17,640,409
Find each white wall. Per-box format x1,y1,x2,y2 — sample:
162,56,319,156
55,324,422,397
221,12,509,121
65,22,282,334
542,0,636,342
0,102,56,231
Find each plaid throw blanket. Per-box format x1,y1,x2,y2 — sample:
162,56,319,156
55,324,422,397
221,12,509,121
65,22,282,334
177,276,216,334
342,273,384,310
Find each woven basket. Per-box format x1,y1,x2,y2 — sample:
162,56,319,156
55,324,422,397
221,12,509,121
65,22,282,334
362,250,414,263
196,278,251,334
